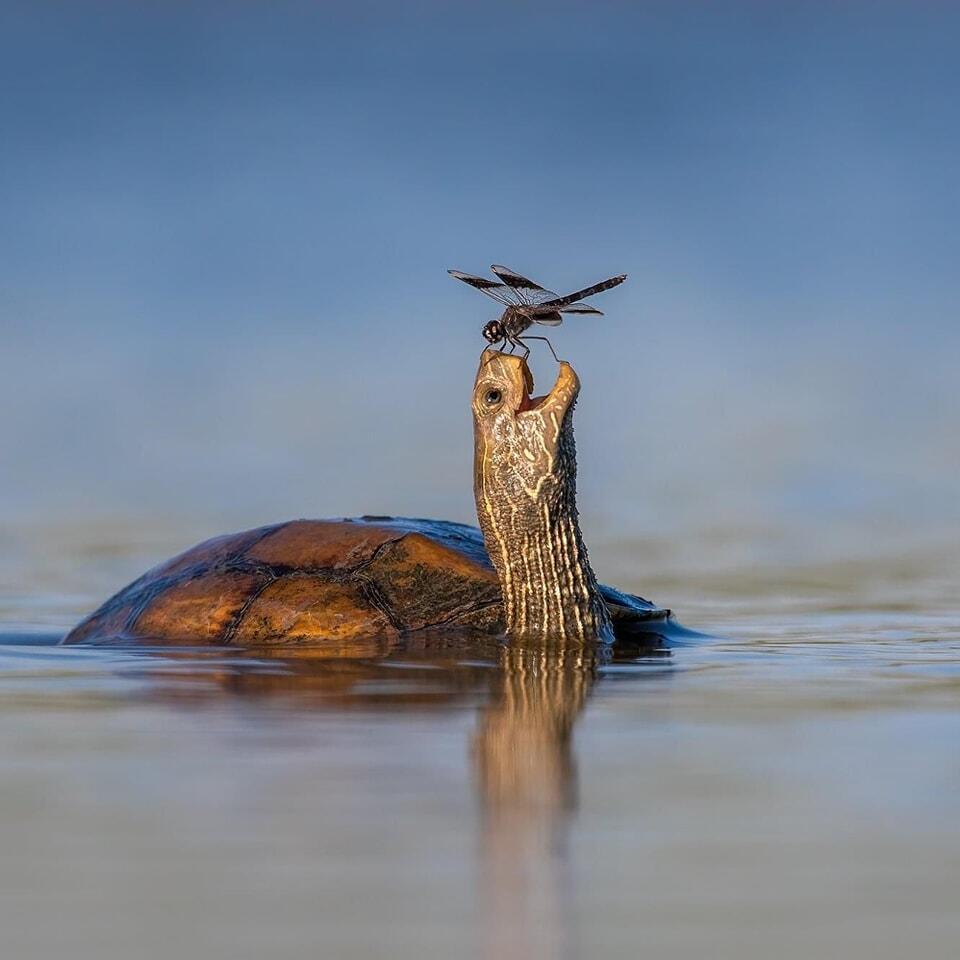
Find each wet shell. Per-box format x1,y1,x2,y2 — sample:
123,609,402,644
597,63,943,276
63,517,668,645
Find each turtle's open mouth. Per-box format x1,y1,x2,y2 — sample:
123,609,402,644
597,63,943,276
516,360,541,411
519,388,548,412
516,357,578,415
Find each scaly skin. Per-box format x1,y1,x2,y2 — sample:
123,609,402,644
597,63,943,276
472,349,614,643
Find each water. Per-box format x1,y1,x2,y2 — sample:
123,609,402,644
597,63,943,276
1,523,958,960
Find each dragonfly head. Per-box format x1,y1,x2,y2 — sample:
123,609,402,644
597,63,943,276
482,319,504,344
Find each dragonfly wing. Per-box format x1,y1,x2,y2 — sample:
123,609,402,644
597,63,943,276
532,311,563,327
448,269,520,307
490,265,559,306
559,304,603,315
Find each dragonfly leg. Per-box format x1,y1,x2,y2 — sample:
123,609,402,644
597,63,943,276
503,335,528,358
517,335,560,363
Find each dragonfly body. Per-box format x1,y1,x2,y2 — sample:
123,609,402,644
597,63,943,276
449,265,626,360
482,305,559,347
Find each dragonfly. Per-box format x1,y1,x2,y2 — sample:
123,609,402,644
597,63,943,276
448,264,626,361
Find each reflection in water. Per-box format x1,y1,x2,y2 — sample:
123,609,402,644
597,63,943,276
476,644,595,814
120,631,671,958
3,580,959,959
4,526,960,960
474,644,600,960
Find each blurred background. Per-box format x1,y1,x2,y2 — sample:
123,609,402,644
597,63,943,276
1,9,958,958
2,0,958,601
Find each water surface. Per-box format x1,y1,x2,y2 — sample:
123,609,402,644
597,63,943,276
1,526,957,960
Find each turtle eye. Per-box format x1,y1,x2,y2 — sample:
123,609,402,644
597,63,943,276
484,388,503,407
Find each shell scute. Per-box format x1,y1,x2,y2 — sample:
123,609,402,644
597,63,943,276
245,520,403,571
151,525,284,579
132,570,266,644
230,577,395,644
360,532,500,630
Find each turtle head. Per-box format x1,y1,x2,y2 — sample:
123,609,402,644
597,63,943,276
472,348,580,469
472,349,611,643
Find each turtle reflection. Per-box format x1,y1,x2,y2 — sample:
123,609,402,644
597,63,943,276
122,632,672,958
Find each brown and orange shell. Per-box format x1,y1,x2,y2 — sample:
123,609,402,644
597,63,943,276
62,517,669,646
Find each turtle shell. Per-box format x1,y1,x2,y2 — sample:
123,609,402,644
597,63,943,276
62,517,669,646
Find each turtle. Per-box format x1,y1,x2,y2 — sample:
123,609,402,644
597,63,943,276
63,350,672,647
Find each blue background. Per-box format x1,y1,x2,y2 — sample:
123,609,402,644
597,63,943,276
2,1,957,565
